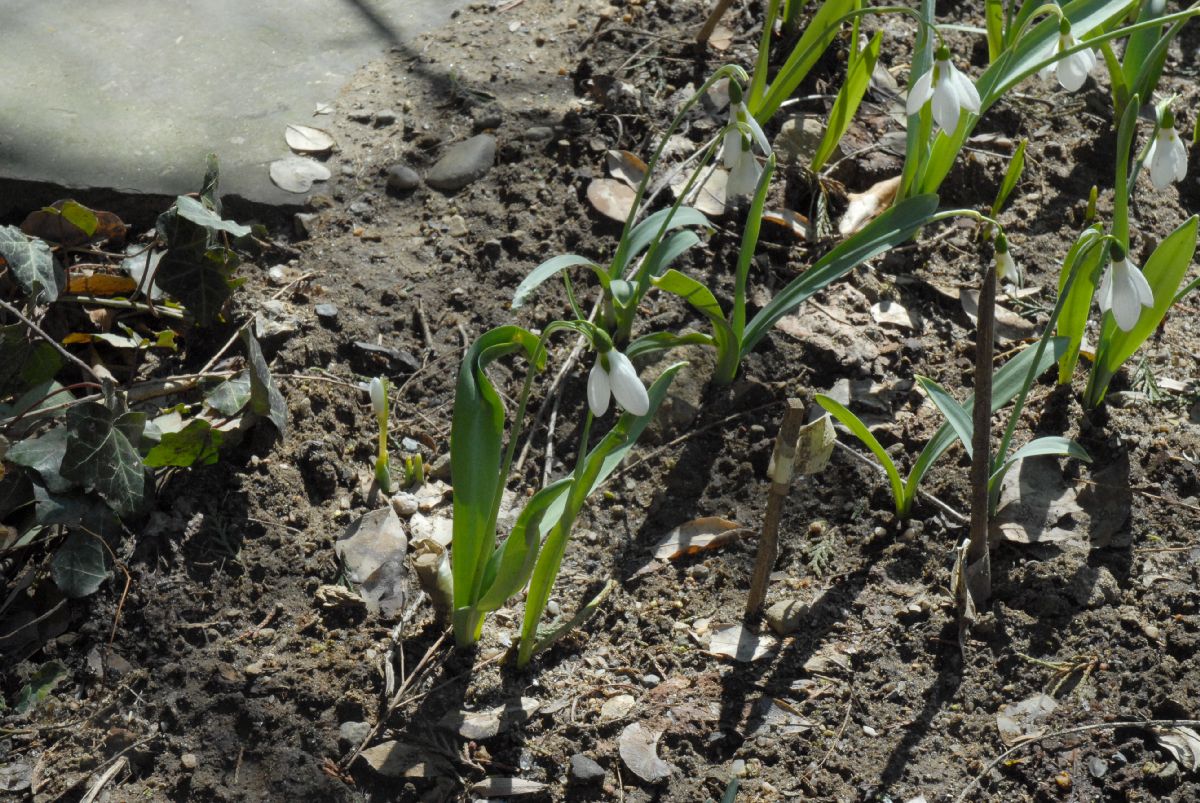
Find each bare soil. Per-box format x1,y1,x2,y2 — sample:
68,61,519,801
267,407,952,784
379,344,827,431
5,1,1200,801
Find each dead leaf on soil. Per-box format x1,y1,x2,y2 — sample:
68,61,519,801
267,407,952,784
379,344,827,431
748,697,813,736
440,697,541,740
269,156,332,193
708,25,734,50
708,624,776,662
408,512,453,547
993,454,1131,547
801,644,852,675
762,208,809,239
768,413,835,480
959,288,1036,342
335,507,409,617
1151,726,1200,772
471,778,548,797
358,740,451,778
996,693,1058,746
600,693,637,722
651,517,748,560
606,149,647,188
66,272,139,296
21,200,126,246
669,165,727,217
587,178,636,222
871,299,920,329
284,124,336,154
619,722,673,782
838,176,899,236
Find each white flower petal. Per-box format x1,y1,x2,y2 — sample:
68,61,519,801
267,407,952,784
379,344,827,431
931,82,961,132
721,127,742,169
588,360,611,417
1169,132,1188,182
744,108,771,156
950,66,980,113
727,148,761,197
1110,273,1144,331
997,250,1020,284
1056,54,1090,92
369,377,386,415
1107,258,1155,331
1125,259,1155,308
1099,263,1115,315
906,68,935,116
607,351,649,415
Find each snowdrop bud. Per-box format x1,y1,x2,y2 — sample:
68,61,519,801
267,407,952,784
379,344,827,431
1099,244,1154,332
1145,107,1188,190
994,233,1020,284
606,350,650,416
369,377,387,417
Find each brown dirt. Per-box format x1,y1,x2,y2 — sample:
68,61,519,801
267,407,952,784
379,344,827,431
5,1,1200,801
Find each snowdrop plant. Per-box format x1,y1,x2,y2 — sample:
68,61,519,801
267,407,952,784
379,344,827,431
369,377,392,494
1038,18,1098,92
1145,107,1188,190
906,45,981,132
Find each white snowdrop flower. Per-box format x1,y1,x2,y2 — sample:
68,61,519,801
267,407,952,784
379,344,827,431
587,348,649,417
994,233,1021,285
906,45,981,132
1038,20,1097,92
1145,109,1188,190
721,91,771,197
1099,250,1154,332
369,376,387,417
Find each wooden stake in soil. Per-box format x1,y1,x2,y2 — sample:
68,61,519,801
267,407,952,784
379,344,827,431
745,398,806,619
966,262,996,606
696,0,736,45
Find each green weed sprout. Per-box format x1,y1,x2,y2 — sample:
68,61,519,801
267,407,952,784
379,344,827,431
369,377,392,494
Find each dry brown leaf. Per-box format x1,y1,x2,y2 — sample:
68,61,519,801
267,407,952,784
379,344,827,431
67,273,139,296
708,624,776,662
669,166,727,217
762,209,810,239
996,694,1058,746
471,778,548,797
1152,726,1200,772
269,156,332,193
838,175,900,236
619,723,673,782
651,517,747,560
357,740,450,778
959,288,1036,342
870,299,919,329
709,25,734,50
599,693,637,722
284,124,336,154
440,697,541,740
606,149,647,188
587,178,636,222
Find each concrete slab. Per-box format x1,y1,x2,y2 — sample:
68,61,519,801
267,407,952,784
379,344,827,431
0,0,468,210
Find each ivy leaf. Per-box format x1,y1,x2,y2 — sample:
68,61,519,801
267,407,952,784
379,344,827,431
205,371,251,416
0,326,63,397
154,242,238,326
14,660,68,713
0,226,64,304
51,531,110,598
8,426,73,493
172,195,251,238
60,402,146,517
242,330,287,436
144,419,223,467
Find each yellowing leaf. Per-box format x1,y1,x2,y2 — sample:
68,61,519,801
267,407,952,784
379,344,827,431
67,273,138,296
651,516,748,560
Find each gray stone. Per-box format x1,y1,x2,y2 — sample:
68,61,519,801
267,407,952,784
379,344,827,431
641,674,661,688
386,164,420,193
524,126,554,141
314,303,338,323
180,753,198,771
374,109,399,127
570,753,605,782
1088,756,1108,778
339,721,373,750
471,106,503,131
348,110,374,123
766,599,810,636
427,134,496,191
774,114,839,165
294,212,317,239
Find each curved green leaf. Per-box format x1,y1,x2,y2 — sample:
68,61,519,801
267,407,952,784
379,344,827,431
811,30,881,173
612,207,709,277
474,478,570,612
1055,226,1106,383
915,376,973,459
752,0,857,123
816,393,904,515
513,255,607,309
653,269,737,381
741,194,940,356
60,402,146,518
52,532,110,598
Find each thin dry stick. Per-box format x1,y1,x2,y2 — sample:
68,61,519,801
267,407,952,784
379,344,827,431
954,719,1200,803
513,336,588,473
80,757,126,803
696,0,736,44
745,398,806,619
966,262,996,603
0,298,102,384
542,390,562,488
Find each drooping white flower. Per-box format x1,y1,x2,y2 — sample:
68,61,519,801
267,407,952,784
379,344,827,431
722,97,771,197
906,45,981,132
1099,253,1154,332
1145,110,1188,190
1038,20,1097,92
369,377,387,417
994,233,1021,284
587,349,649,417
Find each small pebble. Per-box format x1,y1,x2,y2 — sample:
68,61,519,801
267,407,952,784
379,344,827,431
314,303,338,323
400,437,420,452
524,126,554,141
386,164,420,193
348,110,373,123
1089,756,1108,778
546,600,561,617
641,674,661,688
446,214,469,237
570,753,605,782
391,493,419,517
180,753,198,771
374,109,398,126
349,201,371,215
267,265,288,286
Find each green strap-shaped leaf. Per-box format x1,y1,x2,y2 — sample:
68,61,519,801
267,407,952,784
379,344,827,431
625,330,714,361
512,255,608,309
903,337,1068,515
1123,0,1169,91
450,326,544,623
0,225,63,304
740,194,940,356
915,376,974,459
992,138,1027,217
612,207,708,277
751,0,858,123
988,435,1091,507
653,269,738,381
815,393,904,515
1055,226,1106,383
474,477,571,612
633,229,702,299
810,30,881,173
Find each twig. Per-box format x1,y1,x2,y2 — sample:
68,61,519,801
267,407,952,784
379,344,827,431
0,298,102,384
966,262,996,603
541,391,561,488
61,295,189,321
696,0,736,45
80,757,127,803
745,399,805,619
0,599,66,641
954,719,1200,803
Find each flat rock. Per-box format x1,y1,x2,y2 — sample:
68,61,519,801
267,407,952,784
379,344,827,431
386,164,420,193
427,134,496,191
